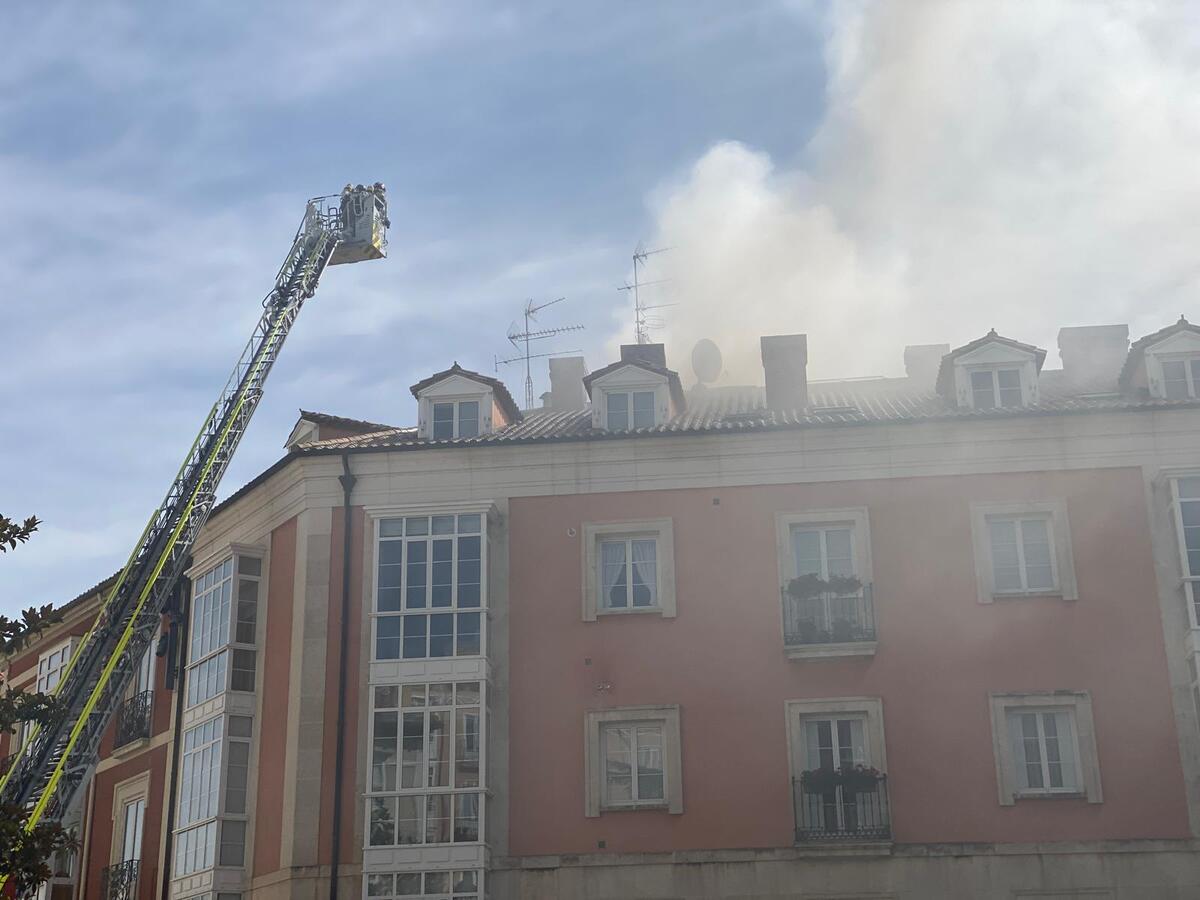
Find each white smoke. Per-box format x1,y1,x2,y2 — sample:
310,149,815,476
642,0,1200,383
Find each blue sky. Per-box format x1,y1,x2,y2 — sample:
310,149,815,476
3,2,1199,615
0,2,828,611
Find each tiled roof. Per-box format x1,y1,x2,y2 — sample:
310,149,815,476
409,363,522,423
299,369,1200,454
297,410,396,434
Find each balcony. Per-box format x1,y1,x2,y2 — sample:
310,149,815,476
114,691,152,749
101,860,139,900
782,582,876,659
793,769,891,843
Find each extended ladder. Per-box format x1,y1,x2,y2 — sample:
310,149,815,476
0,187,388,883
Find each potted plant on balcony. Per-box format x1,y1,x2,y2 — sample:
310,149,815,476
799,764,882,794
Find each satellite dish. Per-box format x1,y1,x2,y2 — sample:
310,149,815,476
691,338,723,384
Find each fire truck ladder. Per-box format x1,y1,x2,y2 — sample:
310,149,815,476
0,186,388,881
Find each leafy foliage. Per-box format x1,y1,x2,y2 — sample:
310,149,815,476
0,515,39,552
1,511,74,894
785,572,863,600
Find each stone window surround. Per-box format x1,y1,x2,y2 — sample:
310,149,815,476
774,508,874,587
584,705,683,817
969,500,1078,603
784,697,889,778
988,691,1103,806
110,771,151,866
581,518,677,621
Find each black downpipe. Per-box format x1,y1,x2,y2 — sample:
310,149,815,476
329,454,356,900
160,577,191,900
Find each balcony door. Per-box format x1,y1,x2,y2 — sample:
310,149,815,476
121,797,145,864
798,716,879,837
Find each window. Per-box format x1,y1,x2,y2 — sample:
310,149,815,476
599,538,657,610
367,682,484,847
989,692,1103,805
37,639,75,694
1162,358,1200,399
186,555,260,707
173,714,252,877
605,390,656,430
1172,476,1200,626
786,698,889,841
373,514,484,661
582,519,676,621
970,501,1077,602
173,821,216,876
178,717,223,826
120,797,145,863
365,870,482,899
970,368,1023,408
987,516,1056,592
431,400,480,440
218,820,246,866
584,705,682,816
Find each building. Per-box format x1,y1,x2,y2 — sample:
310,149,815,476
5,317,1200,899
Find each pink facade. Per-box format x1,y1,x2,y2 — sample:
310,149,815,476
507,468,1189,855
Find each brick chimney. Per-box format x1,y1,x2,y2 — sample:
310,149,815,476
620,343,667,369
903,344,951,391
1057,325,1129,387
760,334,808,410
548,356,588,411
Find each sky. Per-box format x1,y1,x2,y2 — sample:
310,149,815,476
1,1,1198,614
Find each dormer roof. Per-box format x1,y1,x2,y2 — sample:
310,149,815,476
285,409,397,449
409,362,522,423
582,359,687,412
1118,316,1200,390
934,330,1048,398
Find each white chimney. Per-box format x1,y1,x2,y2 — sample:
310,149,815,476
548,356,588,412
760,334,808,410
1057,325,1129,387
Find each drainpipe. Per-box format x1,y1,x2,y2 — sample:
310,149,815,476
329,454,356,900
160,580,191,900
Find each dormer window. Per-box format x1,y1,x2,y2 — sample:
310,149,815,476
607,391,655,430
970,368,1023,409
1162,357,1200,399
432,399,480,440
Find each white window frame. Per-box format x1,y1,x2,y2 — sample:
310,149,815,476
36,637,78,695
581,519,676,621
363,869,483,899
969,500,1077,603
968,366,1024,409
185,550,263,709
785,697,888,783
584,705,682,817
430,398,482,441
776,509,872,585
989,692,1103,805
1170,475,1200,628
110,772,151,865
1156,354,1200,400
604,389,657,431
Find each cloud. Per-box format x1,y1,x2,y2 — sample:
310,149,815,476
642,0,1200,383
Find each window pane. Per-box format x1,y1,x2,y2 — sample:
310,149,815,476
427,711,451,787
600,541,628,608
457,513,482,534
606,392,629,430
403,615,427,660
428,683,454,706
971,370,996,408
372,711,398,791
425,794,451,843
396,796,422,845
997,369,1022,407
988,520,1023,591
454,793,480,842
225,741,250,813
367,875,392,897
376,616,401,660
425,872,449,893
603,726,633,804
402,713,425,788
791,529,822,577
457,536,482,608
432,403,454,440
457,401,480,438
406,541,428,609
636,725,665,800
456,708,481,788
456,682,481,705
396,873,421,893
456,612,481,656
369,797,395,846
1163,360,1189,399
405,517,429,536
431,539,453,607
824,529,854,578
1020,518,1055,590
429,614,454,657
632,391,655,429
630,540,657,607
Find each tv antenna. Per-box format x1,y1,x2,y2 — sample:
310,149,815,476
495,297,584,410
618,244,673,344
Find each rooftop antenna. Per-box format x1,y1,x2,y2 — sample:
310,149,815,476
495,297,584,410
618,243,673,344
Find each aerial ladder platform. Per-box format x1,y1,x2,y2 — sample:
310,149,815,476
0,184,390,889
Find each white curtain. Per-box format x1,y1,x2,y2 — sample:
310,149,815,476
631,539,657,607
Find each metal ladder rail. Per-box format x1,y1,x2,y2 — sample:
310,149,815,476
0,209,339,849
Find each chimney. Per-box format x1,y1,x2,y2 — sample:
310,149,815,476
1057,325,1129,387
620,343,667,369
903,344,951,391
548,356,588,412
760,334,808,410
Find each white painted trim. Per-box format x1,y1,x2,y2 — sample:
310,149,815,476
784,697,888,777
584,705,683,817
110,771,151,865
988,691,1103,805
969,500,1078,603
580,518,676,621
775,508,873,586
186,542,265,580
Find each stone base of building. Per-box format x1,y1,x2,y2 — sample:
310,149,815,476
490,841,1200,900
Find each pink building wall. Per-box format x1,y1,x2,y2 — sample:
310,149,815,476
506,468,1189,856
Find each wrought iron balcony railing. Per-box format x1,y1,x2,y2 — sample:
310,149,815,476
101,859,138,900
782,585,876,647
793,772,891,842
115,690,153,748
